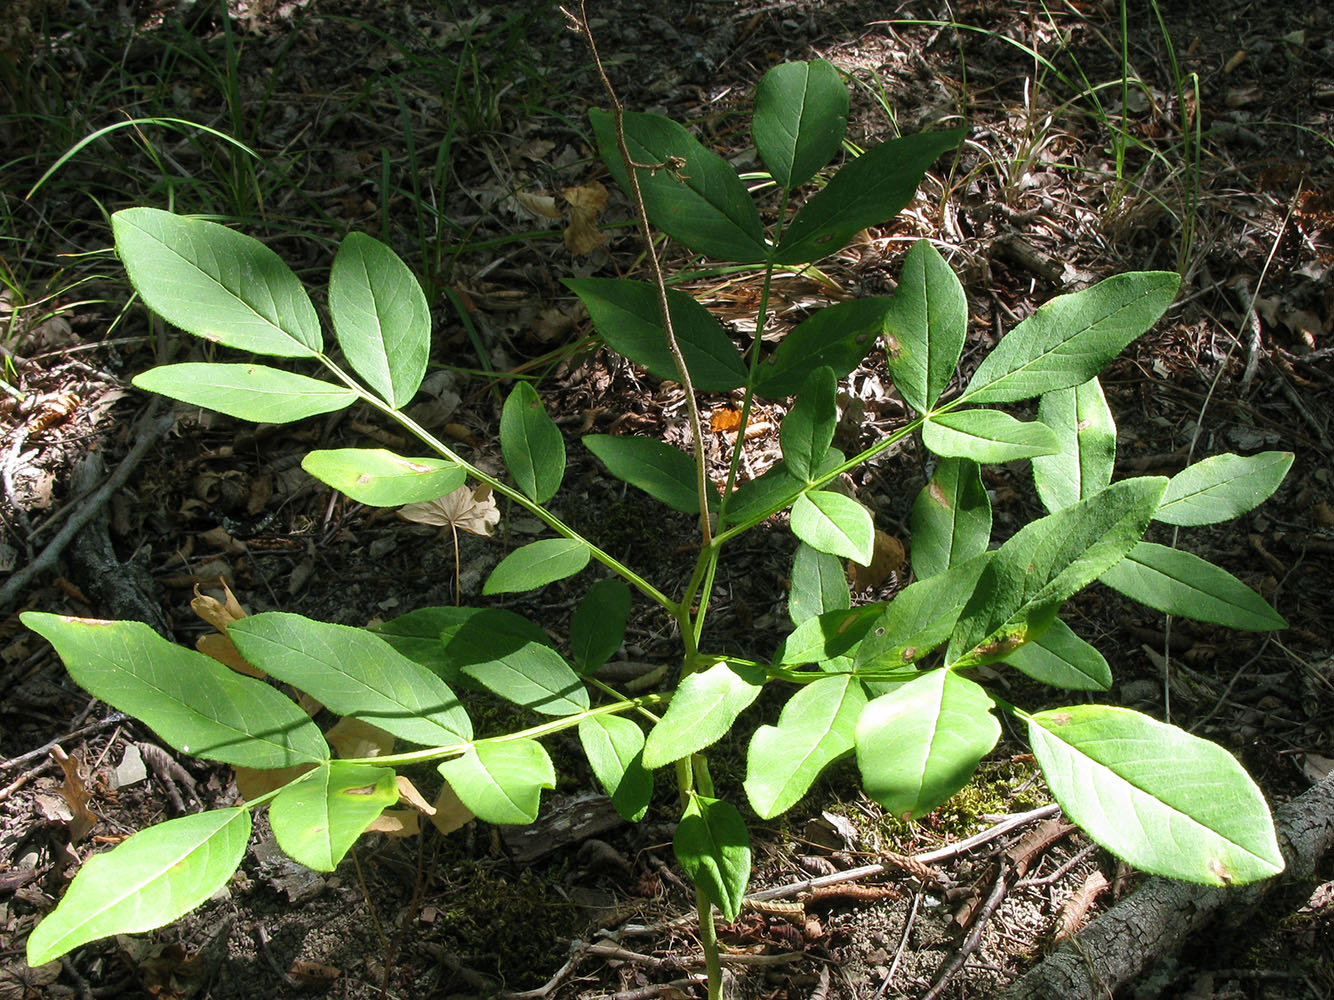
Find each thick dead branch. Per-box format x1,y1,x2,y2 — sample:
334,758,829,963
999,770,1334,1000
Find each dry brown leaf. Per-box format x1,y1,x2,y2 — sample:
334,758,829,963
364,809,421,837
563,181,609,255
400,483,500,537
710,408,742,432
288,960,341,988
431,781,475,835
195,632,265,678
396,774,437,815
513,189,562,219
849,530,906,589
233,763,316,801
325,716,396,759
52,746,99,842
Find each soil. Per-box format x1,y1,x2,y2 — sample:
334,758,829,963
2,1,1332,999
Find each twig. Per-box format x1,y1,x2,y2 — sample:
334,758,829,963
563,2,713,547
921,863,1011,1000
0,711,129,774
0,410,174,611
872,891,923,1000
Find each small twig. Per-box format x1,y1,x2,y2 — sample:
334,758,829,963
0,409,174,611
873,891,923,1000
564,2,713,547
254,926,303,989
921,863,1011,1000
0,711,129,774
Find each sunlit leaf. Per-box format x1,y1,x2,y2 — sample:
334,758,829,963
133,364,356,424
438,740,555,825
302,449,465,506
674,796,751,920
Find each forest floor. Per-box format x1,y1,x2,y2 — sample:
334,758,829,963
1,1,1332,998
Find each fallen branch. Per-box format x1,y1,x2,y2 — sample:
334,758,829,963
999,770,1334,1000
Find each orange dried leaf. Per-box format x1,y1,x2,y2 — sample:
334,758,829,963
849,530,906,590
710,408,743,432
195,632,265,679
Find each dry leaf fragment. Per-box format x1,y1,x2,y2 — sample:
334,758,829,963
431,781,476,835
513,189,562,219
396,774,437,815
51,745,99,842
400,483,500,537
233,763,317,802
849,530,906,590
562,181,609,255
710,408,742,432
325,717,396,759
363,809,421,837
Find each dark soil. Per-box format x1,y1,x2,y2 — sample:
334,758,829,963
2,1,1332,998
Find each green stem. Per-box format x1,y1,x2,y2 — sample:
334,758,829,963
696,886,723,1000
315,354,677,614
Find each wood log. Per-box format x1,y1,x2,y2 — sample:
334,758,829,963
999,769,1334,1000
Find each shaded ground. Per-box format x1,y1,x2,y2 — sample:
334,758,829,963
2,1,1332,998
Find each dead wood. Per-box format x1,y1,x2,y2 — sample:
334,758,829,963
998,769,1334,1000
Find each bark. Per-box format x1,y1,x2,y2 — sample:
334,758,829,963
999,769,1334,1000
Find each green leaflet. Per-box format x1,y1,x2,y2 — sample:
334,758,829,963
921,408,1060,463
570,578,632,673
112,207,321,357
1003,617,1112,691
500,382,566,504
563,278,747,392
1099,541,1287,631
946,477,1167,668
674,796,751,921
583,434,716,515
1029,705,1284,885
483,538,591,595
328,231,429,408
579,714,653,822
909,457,991,580
788,542,851,625
642,662,765,769
745,675,866,818
960,271,1180,404
774,604,884,667
723,449,844,530
855,669,1000,820
26,808,252,966
269,762,398,872
1032,378,1117,513
779,366,837,482
228,612,472,744
774,128,966,264
790,490,875,565
438,739,555,825
753,298,890,398
591,109,767,262
133,364,357,423
439,608,590,716
301,448,465,506
883,239,968,413
1155,451,1293,526
22,613,328,769
752,58,849,190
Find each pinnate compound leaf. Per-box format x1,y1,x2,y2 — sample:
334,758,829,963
788,541,850,624
228,612,472,744
753,298,890,398
780,367,837,482
854,552,992,671
438,740,555,825
1003,617,1111,691
642,662,765,769
112,207,320,357
1099,541,1286,631
1155,451,1293,526
790,491,875,565
579,715,653,822
329,231,429,407
1029,705,1283,885
1032,379,1117,513
745,675,867,819
674,796,751,921
946,477,1167,668
500,382,566,503
961,271,1180,404
563,278,746,392
483,538,591,595
570,579,632,673
22,613,327,769
883,239,967,413
26,808,251,966
921,409,1059,463
584,435,715,514
774,128,966,264
301,448,465,506
855,669,999,819
591,109,767,262
752,58,849,189
269,762,398,872
133,364,356,423
439,608,590,715
910,457,990,579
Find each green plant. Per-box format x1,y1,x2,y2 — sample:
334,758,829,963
22,53,1290,998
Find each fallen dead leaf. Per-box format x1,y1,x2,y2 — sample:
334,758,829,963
563,180,609,255
400,483,500,537
849,530,906,589
326,717,396,759
431,780,475,835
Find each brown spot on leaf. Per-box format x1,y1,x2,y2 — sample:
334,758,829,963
1207,858,1233,884
900,647,917,662
928,480,950,508
342,784,381,796
884,334,901,359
